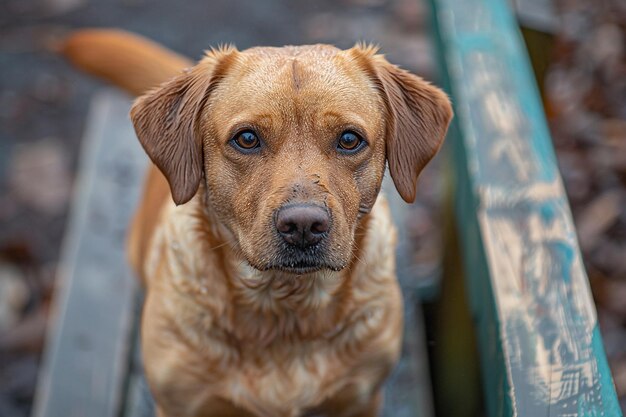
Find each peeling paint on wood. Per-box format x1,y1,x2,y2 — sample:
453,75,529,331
428,0,622,415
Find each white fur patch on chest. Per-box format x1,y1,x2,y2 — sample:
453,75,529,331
219,346,376,417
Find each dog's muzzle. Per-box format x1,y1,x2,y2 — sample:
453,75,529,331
266,203,335,273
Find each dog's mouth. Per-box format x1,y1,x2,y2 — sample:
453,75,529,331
242,259,338,276
267,243,346,275
244,248,344,275
270,264,324,274
237,228,348,276
265,261,342,275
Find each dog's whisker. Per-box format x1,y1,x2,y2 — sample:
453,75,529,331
350,246,367,266
207,239,236,251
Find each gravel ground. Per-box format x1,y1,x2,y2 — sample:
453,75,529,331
0,0,625,415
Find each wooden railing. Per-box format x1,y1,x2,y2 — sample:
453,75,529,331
429,0,622,415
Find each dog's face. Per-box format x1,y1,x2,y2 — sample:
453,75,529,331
203,46,389,273
131,44,451,274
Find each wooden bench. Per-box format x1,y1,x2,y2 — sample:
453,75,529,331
32,0,622,416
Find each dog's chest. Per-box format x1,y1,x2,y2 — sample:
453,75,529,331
222,348,344,416
145,301,397,417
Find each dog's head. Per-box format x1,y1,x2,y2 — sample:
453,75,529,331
131,44,452,274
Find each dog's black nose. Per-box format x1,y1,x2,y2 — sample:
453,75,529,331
275,204,329,248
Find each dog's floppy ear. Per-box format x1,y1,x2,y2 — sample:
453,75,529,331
349,46,453,203
130,47,238,205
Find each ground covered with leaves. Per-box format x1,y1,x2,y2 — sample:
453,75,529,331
546,0,626,409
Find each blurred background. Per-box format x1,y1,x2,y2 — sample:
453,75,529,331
0,0,624,416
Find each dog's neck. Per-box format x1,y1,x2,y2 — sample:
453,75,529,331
232,262,346,313
152,191,393,346
226,264,350,344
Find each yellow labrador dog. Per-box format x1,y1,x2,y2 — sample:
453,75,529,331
62,30,451,417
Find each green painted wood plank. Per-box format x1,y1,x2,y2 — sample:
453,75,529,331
427,0,622,416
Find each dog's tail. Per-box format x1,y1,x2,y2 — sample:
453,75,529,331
60,29,193,96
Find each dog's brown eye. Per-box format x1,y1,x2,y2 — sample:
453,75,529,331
232,130,260,151
337,131,364,153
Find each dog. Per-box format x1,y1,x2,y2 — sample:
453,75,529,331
62,30,452,417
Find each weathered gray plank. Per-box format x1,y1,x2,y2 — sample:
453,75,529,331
428,0,622,415
381,179,435,417
33,90,148,417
